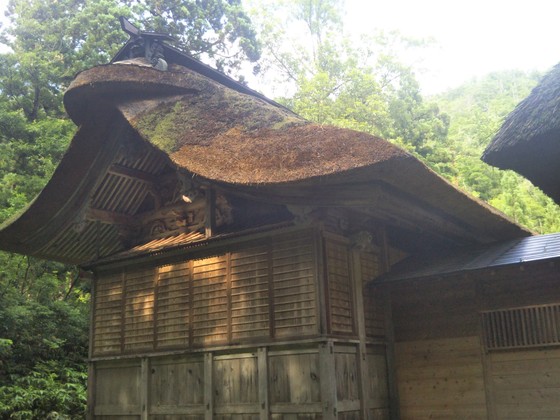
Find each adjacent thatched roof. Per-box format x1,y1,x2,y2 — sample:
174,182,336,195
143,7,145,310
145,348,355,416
0,57,530,265
483,63,560,202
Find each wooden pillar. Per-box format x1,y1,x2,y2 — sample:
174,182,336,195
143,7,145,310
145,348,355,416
205,188,216,238
383,286,400,420
87,274,96,420
140,357,149,420
86,362,95,420
204,352,213,420
258,347,270,419
319,341,337,420
315,229,329,335
476,276,497,420
351,246,371,419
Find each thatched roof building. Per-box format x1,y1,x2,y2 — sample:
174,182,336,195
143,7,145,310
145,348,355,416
483,63,560,202
0,20,551,420
0,24,529,266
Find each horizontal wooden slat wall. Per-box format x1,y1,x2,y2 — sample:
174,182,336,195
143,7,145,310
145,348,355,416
391,276,479,341
487,347,560,419
124,268,155,352
230,246,270,341
92,230,319,356
480,262,560,310
395,336,487,420
478,263,560,419
93,273,123,355
271,234,317,338
361,249,384,339
191,255,229,346
155,262,190,348
325,239,355,335
389,275,487,419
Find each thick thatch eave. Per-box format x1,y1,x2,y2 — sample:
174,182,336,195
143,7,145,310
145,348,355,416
0,60,530,265
65,61,409,185
483,64,560,202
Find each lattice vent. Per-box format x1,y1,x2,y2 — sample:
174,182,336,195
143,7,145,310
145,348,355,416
481,303,560,351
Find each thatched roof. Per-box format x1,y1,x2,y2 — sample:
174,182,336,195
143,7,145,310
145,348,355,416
0,58,530,265
65,60,408,185
483,63,560,202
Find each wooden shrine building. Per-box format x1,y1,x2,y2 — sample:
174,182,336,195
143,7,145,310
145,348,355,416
3,20,560,420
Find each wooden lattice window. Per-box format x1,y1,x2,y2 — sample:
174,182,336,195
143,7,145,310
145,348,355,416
481,303,560,351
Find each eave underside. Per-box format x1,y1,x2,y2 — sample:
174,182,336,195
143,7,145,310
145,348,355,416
483,130,560,204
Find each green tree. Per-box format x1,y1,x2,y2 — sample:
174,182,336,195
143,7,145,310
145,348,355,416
250,0,450,170
437,71,560,233
0,1,262,418
1,0,261,121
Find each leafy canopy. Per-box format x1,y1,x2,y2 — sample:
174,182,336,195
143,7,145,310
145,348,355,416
0,0,261,121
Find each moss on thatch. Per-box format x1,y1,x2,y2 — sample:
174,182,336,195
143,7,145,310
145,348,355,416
130,81,302,154
169,124,405,184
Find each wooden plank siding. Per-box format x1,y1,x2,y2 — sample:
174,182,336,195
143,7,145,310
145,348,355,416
385,261,560,420
93,343,370,418
487,347,560,419
389,276,487,419
91,226,391,418
92,231,320,356
361,250,385,340
325,239,355,335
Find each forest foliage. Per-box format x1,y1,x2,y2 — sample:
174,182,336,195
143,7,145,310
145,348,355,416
0,0,558,418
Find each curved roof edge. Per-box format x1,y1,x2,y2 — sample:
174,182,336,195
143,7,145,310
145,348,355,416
483,63,560,202
0,60,531,265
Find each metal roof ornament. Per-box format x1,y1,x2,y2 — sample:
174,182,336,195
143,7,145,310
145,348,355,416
118,16,175,71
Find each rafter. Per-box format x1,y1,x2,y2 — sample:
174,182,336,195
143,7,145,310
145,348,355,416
86,208,137,225
107,164,159,184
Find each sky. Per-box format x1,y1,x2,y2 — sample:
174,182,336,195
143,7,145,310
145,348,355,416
345,0,560,94
0,0,558,95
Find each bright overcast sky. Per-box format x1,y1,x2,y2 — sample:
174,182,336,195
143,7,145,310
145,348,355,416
346,0,560,94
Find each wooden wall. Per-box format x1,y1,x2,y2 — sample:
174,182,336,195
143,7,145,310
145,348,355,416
481,263,560,420
389,276,486,419
90,226,391,419
387,261,560,420
91,341,389,419
93,230,319,357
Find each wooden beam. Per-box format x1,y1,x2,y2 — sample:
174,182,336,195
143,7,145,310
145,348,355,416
86,362,95,420
351,247,370,419
140,357,149,420
204,352,213,420
319,341,338,420
226,182,491,244
258,347,269,420
383,286,400,420
205,188,216,238
87,276,96,420
108,164,159,184
86,207,137,226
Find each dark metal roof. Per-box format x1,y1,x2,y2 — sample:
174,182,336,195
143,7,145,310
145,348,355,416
379,232,560,282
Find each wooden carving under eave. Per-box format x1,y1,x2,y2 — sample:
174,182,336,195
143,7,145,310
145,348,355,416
79,161,235,245
135,189,232,242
